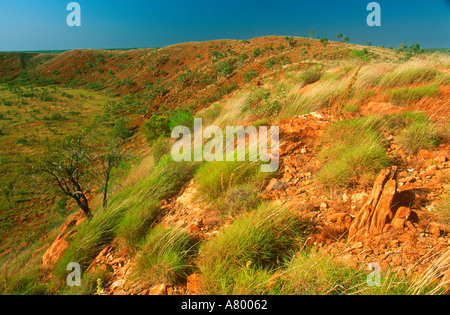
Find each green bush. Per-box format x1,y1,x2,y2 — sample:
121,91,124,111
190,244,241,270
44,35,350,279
253,48,261,58
151,136,171,163
142,115,170,143
349,49,371,61
301,66,323,85
43,112,67,122
169,109,194,131
264,57,280,68
243,69,258,83
214,59,237,77
112,118,132,140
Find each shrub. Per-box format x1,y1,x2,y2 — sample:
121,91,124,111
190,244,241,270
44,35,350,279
39,91,55,102
301,66,322,85
142,114,170,143
349,49,371,61
238,53,249,63
247,88,270,104
112,118,132,140
264,57,280,68
197,203,307,295
320,37,329,47
151,136,171,163
252,118,271,128
169,109,194,131
243,69,258,83
219,83,238,96
253,48,261,58
214,59,237,77
43,112,67,122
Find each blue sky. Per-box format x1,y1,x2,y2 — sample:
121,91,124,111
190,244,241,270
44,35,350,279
0,0,449,51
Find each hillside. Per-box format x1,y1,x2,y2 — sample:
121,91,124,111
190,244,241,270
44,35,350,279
0,36,449,295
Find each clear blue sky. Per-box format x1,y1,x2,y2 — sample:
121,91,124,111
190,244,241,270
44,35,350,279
0,0,449,51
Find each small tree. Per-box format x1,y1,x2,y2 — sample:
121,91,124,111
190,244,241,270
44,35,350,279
284,36,297,49
309,30,315,39
142,114,171,143
337,33,343,42
37,130,126,219
99,146,125,210
342,35,350,43
320,37,329,47
253,48,261,59
38,133,95,219
409,43,423,54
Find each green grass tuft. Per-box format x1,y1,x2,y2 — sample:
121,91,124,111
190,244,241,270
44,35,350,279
133,226,197,287
388,85,440,106
396,120,442,155
316,117,390,189
198,203,308,294
195,158,270,201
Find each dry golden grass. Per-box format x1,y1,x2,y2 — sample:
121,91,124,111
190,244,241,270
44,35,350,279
213,93,250,127
280,78,348,118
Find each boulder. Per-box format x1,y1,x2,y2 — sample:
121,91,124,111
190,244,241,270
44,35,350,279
391,207,412,229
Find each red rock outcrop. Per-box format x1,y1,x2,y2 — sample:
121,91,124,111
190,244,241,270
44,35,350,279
348,166,400,241
42,230,77,270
